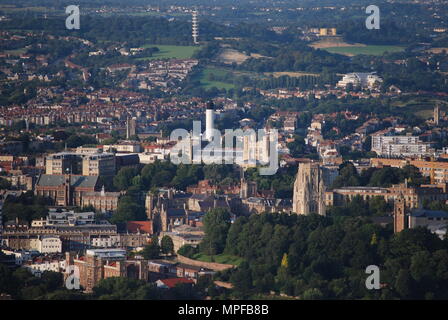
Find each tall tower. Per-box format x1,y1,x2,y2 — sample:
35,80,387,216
192,10,199,45
292,162,326,215
205,101,215,142
434,104,440,126
394,194,407,233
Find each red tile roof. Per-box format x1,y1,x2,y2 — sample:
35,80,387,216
159,278,194,289
126,221,153,234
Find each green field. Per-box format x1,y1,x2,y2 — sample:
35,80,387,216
192,253,243,266
197,67,236,90
324,45,405,56
392,98,448,119
138,44,201,60
4,48,27,56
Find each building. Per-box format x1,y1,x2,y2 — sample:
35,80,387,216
29,235,62,253
2,221,118,252
81,186,121,212
327,182,448,209
45,152,80,175
393,195,448,238
337,72,383,89
104,142,142,153
292,162,326,215
65,249,148,292
126,117,137,139
371,134,434,157
82,153,116,176
371,158,448,184
156,277,194,289
192,10,199,44
46,152,115,176
35,174,99,206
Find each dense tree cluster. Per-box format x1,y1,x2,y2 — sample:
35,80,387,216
331,162,429,189
212,213,448,299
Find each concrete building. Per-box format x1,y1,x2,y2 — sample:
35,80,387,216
45,152,80,175
337,72,383,89
82,153,116,176
371,134,434,157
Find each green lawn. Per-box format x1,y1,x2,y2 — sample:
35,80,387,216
324,45,405,56
4,48,27,56
138,44,201,60
197,67,236,90
192,253,243,266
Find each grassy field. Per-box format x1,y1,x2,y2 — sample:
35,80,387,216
391,98,448,119
265,71,320,78
4,48,27,56
323,45,405,56
138,44,201,60
197,67,236,90
192,253,243,266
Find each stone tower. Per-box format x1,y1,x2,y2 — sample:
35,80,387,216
434,104,440,126
394,193,407,233
240,178,258,199
145,192,154,220
292,162,326,215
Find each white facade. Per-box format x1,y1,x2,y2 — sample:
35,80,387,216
371,135,434,157
337,72,383,89
90,235,120,248
30,236,62,253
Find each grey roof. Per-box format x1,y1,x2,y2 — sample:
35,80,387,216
37,174,98,188
410,209,448,218
166,208,187,217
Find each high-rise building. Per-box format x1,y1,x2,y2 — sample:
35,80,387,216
126,117,137,139
292,162,326,215
192,10,199,45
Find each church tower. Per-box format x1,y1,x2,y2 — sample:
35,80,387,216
292,162,326,215
394,193,407,233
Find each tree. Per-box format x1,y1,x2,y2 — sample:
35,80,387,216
161,235,174,255
395,269,413,299
142,236,160,259
177,244,198,258
200,208,231,255
0,177,11,190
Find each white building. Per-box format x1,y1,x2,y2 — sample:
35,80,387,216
23,258,66,277
90,235,120,248
29,236,62,254
371,135,434,157
337,72,383,89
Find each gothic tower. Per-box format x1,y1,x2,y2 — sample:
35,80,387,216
292,162,326,215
